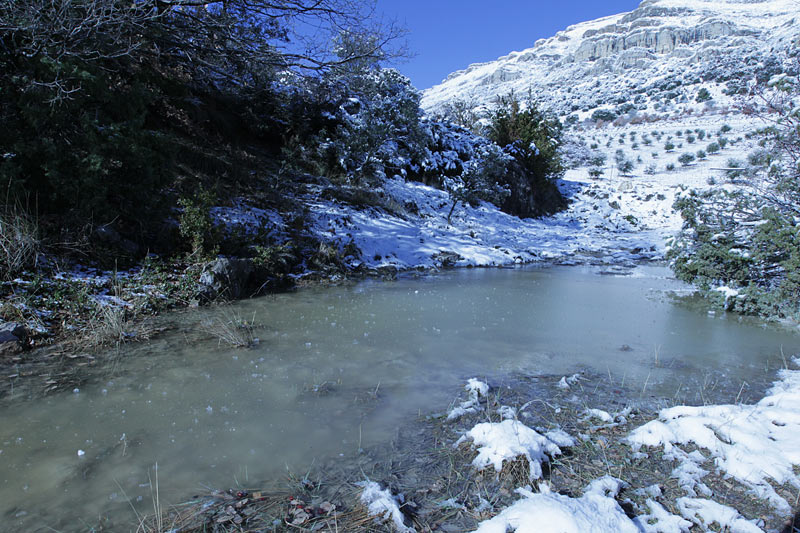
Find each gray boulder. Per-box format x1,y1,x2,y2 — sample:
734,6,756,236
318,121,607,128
0,322,26,355
197,257,255,302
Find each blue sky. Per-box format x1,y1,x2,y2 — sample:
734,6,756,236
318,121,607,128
378,0,642,90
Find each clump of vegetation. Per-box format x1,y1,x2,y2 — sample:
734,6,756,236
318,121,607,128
178,189,220,260
678,153,696,166
696,87,712,103
591,109,617,123
206,308,258,348
724,159,747,181
445,144,511,223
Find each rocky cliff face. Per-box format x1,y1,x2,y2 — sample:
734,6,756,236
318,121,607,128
422,0,800,120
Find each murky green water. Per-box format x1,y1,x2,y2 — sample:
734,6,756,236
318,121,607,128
1,265,798,531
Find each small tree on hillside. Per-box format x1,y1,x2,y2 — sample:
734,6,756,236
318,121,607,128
485,92,566,216
614,149,634,175
696,88,712,103
678,153,696,166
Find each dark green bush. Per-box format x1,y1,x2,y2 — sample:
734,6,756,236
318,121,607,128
696,88,712,103
591,109,617,122
486,93,566,216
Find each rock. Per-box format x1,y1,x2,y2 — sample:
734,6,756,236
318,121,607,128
0,322,26,355
197,257,255,302
93,223,141,257
432,251,464,269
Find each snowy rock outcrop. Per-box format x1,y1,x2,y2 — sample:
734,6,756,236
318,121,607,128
422,0,800,118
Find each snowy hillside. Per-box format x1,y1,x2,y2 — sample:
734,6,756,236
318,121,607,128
422,0,800,121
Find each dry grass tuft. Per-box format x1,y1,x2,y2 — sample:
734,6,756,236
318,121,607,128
87,302,129,347
205,307,258,348
0,205,39,280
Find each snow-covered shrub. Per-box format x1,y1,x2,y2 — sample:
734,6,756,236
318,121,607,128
588,153,607,178
724,159,747,181
591,109,617,123
307,68,430,185
444,144,511,223
614,149,634,175
436,97,482,133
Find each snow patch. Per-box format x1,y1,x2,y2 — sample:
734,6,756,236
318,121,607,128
472,479,639,533
447,378,489,420
636,499,692,533
356,480,414,533
456,420,574,480
628,362,800,513
676,498,763,533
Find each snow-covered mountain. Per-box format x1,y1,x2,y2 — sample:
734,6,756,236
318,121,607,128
422,0,800,119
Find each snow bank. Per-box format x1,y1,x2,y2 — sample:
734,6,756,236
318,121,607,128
356,480,415,532
456,419,574,480
472,479,639,533
304,173,664,272
628,358,800,513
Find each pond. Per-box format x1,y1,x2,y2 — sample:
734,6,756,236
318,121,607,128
1,265,797,531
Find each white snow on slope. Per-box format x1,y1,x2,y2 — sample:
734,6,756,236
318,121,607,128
422,0,799,118
302,172,662,271
637,499,692,533
628,357,800,514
